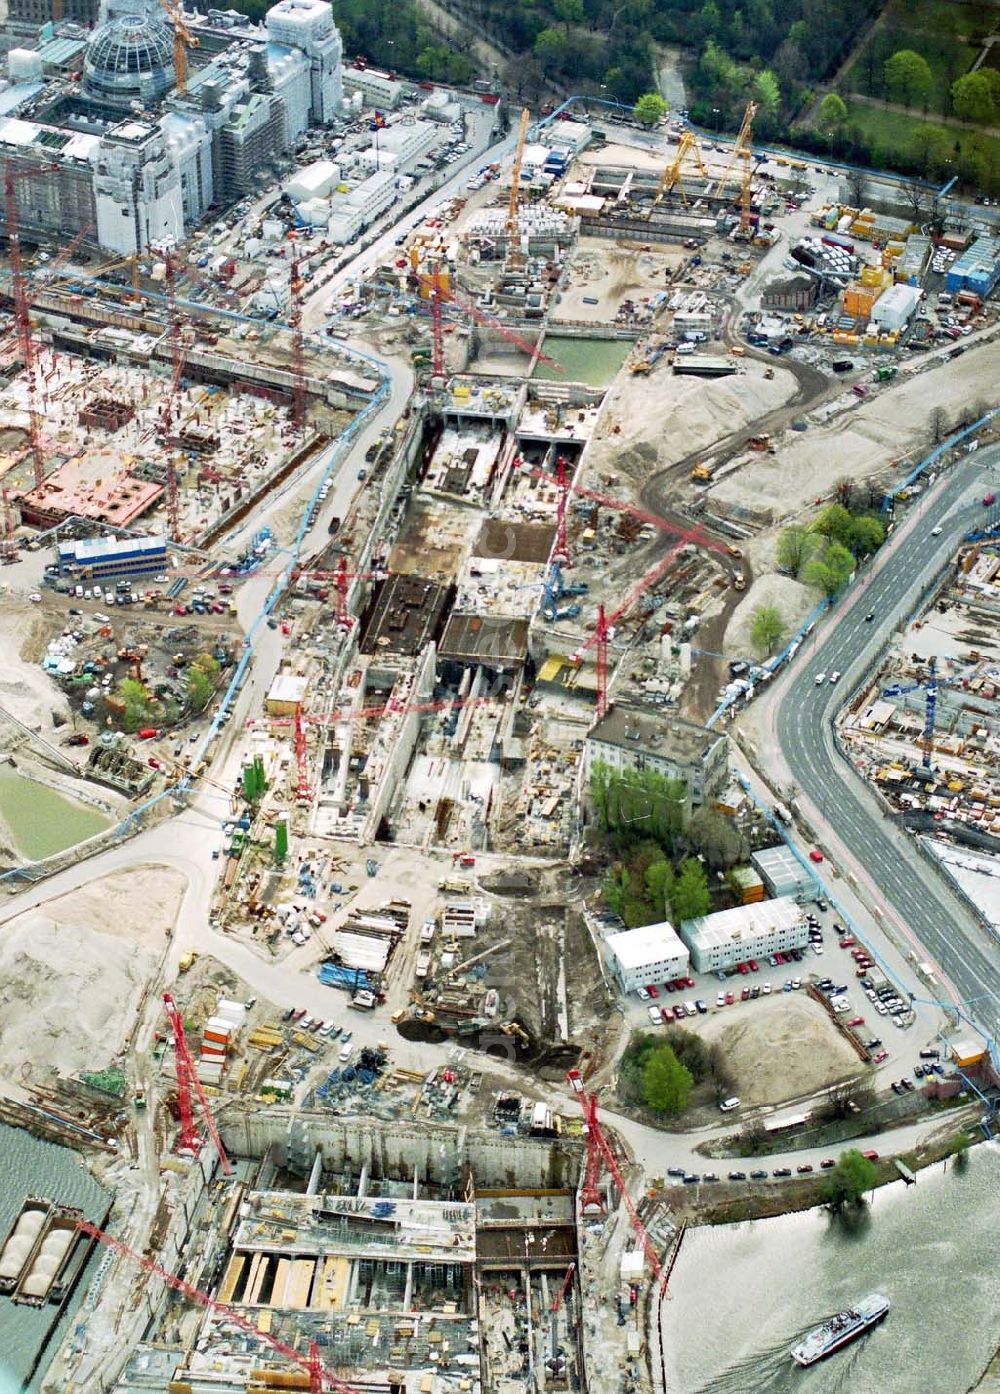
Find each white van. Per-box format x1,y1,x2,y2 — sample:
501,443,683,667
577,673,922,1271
338,1041,353,1063
719,1096,741,1112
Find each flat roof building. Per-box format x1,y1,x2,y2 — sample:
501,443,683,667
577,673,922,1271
680,895,808,973
751,844,818,900
266,673,308,715
585,703,727,811
56,533,166,580
606,921,689,993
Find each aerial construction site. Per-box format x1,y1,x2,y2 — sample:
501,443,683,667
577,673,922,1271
0,2,999,1390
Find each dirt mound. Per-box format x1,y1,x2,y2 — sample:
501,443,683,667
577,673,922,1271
0,865,184,1082
694,994,861,1107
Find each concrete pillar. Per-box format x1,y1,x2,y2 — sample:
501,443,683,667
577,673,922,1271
403,1260,414,1312
357,1160,369,1199
306,1148,323,1196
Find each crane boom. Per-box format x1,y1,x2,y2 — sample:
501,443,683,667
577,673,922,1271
507,106,531,255
162,993,232,1175
75,1219,359,1392
567,1075,670,1295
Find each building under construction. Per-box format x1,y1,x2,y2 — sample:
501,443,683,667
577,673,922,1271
110,1114,589,1394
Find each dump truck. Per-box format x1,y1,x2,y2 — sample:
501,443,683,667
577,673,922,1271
178,951,199,973
690,462,714,482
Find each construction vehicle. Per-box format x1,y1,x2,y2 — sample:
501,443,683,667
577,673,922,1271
690,461,715,482
747,434,772,452
875,363,898,383
732,571,746,591
178,951,199,973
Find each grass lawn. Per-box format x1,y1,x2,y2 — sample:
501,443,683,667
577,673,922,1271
843,0,991,116
844,98,1000,169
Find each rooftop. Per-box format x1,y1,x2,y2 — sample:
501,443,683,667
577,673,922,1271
588,703,723,763
681,895,805,950
18,460,162,527
358,572,450,656
606,920,686,969
438,613,529,668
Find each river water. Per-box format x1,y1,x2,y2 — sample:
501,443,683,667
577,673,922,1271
661,1145,1000,1394
0,1123,110,1392
0,763,111,863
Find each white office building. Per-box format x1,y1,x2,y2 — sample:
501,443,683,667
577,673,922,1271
354,119,437,173
606,921,689,994
680,896,808,973
327,169,396,243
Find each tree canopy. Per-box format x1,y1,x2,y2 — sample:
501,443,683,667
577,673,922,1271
803,538,855,597
951,70,1000,126
817,92,848,132
750,602,785,656
634,91,668,125
883,49,933,108
641,1041,693,1114
820,1148,877,1207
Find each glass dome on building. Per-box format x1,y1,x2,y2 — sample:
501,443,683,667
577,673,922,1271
82,14,176,107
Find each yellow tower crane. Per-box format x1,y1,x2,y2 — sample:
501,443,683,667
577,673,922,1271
159,0,200,97
649,130,710,213
506,106,531,268
713,100,758,236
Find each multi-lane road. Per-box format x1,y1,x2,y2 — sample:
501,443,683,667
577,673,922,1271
766,447,1000,1049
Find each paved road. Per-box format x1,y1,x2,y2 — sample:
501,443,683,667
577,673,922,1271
769,449,1000,1049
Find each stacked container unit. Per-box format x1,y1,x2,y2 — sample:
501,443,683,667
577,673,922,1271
946,236,1000,297
198,998,246,1084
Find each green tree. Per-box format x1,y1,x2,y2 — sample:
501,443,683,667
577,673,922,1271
776,523,818,576
820,1148,877,1208
813,502,855,549
848,514,885,556
685,807,745,870
117,677,158,733
803,539,855,597
553,0,584,24
753,70,781,114
750,602,785,655
670,857,711,922
884,49,933,108
951,70,1000,125
533,27,567,72
634,91,668,126
817,92,848,132
910,124,950,177
645,859,675,919
641,1042,693,1115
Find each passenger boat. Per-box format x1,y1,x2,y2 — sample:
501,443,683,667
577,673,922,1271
790,1293,890,1366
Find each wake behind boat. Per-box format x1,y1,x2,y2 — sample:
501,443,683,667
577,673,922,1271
790,1293,890,1367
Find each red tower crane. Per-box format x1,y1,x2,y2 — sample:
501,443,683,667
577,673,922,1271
162,992,232,1175
74,1218,358,1392
4,159,60,489
595,604,609,719
551,455,570,565
417,270,562,373
293,703,312,803
550,1261,576,1314
289,246,307,431
429,275,445,379
159,252,186,541
567,1073,671,1296
520,458,731,559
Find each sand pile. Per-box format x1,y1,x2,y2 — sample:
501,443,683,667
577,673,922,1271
590,360,797,483
725,573,817,657
695,994,861,1107
0,602,70,732
709,336,1000,520
0,865,184,1081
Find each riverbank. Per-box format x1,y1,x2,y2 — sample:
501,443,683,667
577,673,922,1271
968,1346,1000,1393
650,1108,981,1226
661,1145,1000,1394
